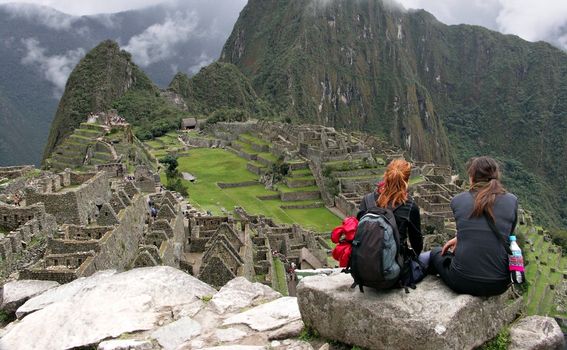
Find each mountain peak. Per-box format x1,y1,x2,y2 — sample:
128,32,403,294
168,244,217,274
42,41,153,160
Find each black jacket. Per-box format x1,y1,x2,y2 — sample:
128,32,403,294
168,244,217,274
357,191,423,255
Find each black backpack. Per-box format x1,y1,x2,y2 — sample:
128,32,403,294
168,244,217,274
346,193,405,292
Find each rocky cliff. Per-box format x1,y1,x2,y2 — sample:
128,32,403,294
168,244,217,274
221,0,567,226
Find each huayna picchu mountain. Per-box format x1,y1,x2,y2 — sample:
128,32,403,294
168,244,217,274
43,40,186,159
221,0,567,226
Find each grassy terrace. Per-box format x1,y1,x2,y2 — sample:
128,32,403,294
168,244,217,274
273,258,289,296
170,148,340,233
146,132,184,151
277,184,319,193
240,133,271,146
521,224,566,316
289,168,312,176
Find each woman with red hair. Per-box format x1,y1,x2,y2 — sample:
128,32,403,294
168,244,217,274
358,159,423,257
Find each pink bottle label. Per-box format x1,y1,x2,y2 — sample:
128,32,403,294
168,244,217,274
509,255,524,272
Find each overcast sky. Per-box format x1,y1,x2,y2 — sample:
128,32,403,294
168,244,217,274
0,0,566,50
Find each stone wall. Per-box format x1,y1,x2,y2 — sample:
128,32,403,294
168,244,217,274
209,122,256,140
0,203,47,231
26,172,111,225
0,165,34,180
0,203,57,261
47,238,99,255
91,195,146,271
65,225,112,240
69,172,96,186
280,191,320,202
96,163,125,178
217,181,259,189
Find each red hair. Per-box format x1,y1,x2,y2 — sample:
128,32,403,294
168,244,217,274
377,159,411,208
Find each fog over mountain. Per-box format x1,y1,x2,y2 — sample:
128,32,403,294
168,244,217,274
398,0,567,51
0,0,566,167
0,0,246,166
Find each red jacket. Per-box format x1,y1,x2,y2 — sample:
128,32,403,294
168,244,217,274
331,217,358,267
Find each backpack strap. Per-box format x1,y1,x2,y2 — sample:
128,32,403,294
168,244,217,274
364,192,377,210
483,211,512,255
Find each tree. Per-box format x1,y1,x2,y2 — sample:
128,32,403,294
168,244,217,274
159,155,187,197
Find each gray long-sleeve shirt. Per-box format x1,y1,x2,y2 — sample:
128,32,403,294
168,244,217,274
451,191,518,282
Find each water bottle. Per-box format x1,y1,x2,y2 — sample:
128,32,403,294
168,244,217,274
509,235,525,284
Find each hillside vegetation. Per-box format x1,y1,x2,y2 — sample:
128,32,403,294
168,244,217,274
221,0,567,228
168,62,272,117
43,40,187,159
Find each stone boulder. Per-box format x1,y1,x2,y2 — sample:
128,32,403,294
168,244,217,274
210,277,281,314
1,267,216,350
297,274,522,350
0,267,304,350
1,280,59,314
509,316,565,350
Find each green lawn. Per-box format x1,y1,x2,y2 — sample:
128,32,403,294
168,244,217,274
273,258,289,296
240,133,271,146
290,169,312,176
277,184,319,193
170,148,340,233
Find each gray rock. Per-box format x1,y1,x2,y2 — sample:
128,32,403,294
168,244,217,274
267,319,305,340
97,339,156,350
16,270,118,319
151,317,202,350
297,274,522,350
201,347,264,350
223,296,301,332
273,339,313,350
1,267,216,350
213,327,248,343
210,276,281,314
509,316,565,350
1,280,59,314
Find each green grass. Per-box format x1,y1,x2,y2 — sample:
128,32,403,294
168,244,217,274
290,168,312,176
409,176,425,185
233,140,258,154
257,152,277,162
273,258,289,296
168,148,340,232
522,223,567,316
277,184,319,193
240,133,270,146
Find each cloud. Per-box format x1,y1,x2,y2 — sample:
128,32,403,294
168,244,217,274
123,10,199,67
495,0,567,47
397,0,567,50
2,2,77,30
0,0,174,16
21,38,85,96
189,52,214,74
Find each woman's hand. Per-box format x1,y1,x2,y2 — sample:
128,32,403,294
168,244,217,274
442,237,457,255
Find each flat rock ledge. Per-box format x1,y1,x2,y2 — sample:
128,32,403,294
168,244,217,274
0,268,305,350
297,274,522,350
1,280,59,314
509,316,565,350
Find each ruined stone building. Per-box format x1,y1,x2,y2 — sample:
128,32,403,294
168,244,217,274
183,208,327,290
0,163,187,284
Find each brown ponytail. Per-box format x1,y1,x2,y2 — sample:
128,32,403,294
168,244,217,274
467,156,506,220
378,159,411,208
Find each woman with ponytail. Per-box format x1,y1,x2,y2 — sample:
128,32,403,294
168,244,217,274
429,156,518,296
358,159,423,257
